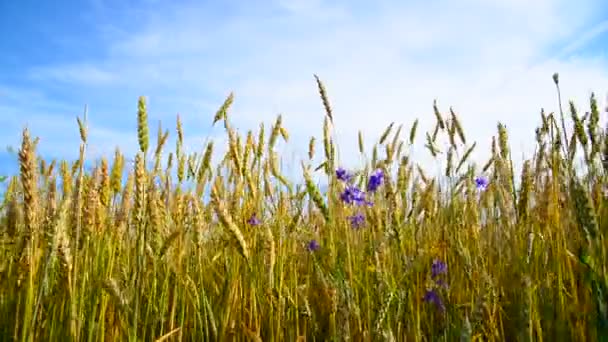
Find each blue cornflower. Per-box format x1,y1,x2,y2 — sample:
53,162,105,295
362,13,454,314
367,169,384,192
335,167,353,183
423,289,446,312
431,259,447,278
348,212,365,229
340,186,367,205
247,213,261,226
475,176,489,191
307,239,320,252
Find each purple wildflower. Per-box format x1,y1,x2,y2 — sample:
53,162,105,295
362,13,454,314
340,186,366,205
475,176,489,191
431,259,447,278
335,167,353,183
348,212,365,229
247,213,261,226
307,239,320,252
367,169,384,192
423,289,446,312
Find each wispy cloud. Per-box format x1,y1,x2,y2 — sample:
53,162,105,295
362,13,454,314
28,64,117,85
553,20,608,58
1,0,607,178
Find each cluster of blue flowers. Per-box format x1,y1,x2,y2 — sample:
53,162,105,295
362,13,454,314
251,172,484,256
348,212,365,229
475,176,489,191
307,239,320,252
367,169,384,192
339,185,367,205
247,213,261,226
423,259,448,312
336,168,352,183
336,167,384,229
306,167,386,252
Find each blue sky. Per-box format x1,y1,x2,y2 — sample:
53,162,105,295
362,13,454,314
1,0,608,179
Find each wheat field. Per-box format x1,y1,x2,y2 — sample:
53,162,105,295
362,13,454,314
0,74,607,341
